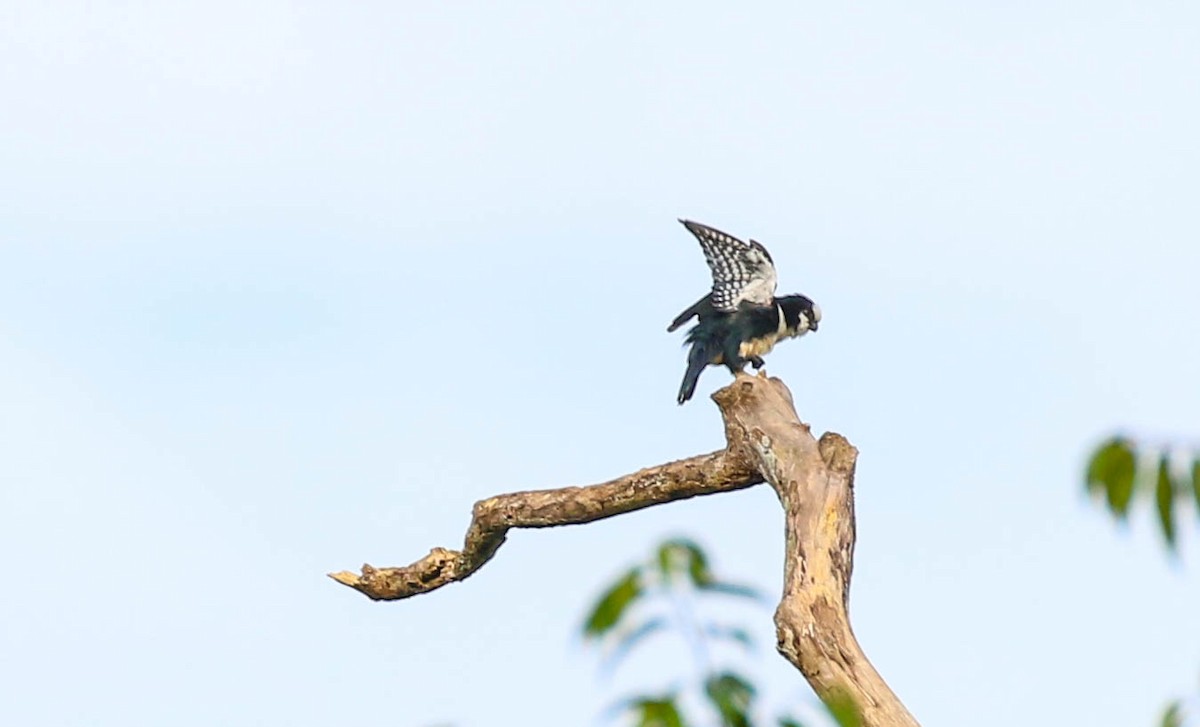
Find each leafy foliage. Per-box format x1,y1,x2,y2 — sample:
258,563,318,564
1156,455,1178,550
1193,458,1200,514
654,538,763,599
583,537,850,727
1084,435,1199,548
1086,437,1138,519
1085,431,1199,725
624,696,688,727
705,672,755,727
1159,701,1183,727
584,568,643,639
582,538,762,666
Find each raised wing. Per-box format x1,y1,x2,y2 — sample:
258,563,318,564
678,219,777,312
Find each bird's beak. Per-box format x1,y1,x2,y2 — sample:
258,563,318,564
809,320,819,332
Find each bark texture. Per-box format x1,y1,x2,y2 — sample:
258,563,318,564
330,372,919,727
327,450,763,599
713,375,920,727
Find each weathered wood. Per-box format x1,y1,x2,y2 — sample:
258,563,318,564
714,374,919,727
330,371,919,726
328,449,763,600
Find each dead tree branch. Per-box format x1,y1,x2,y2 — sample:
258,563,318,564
330,372,919,727
713,375,920,727
328,448,763,599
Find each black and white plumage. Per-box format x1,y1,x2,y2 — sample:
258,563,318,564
667,220,777,332
670,219,821,404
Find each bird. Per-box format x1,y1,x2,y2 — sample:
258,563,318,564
670,219,821,405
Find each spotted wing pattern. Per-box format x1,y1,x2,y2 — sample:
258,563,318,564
679,219,778,312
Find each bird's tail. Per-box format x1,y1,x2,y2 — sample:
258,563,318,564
667,294,713,332
676,342,711,405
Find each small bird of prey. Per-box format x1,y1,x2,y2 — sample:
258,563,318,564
670,219,820,404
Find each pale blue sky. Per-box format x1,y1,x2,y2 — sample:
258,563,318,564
2,2,1199,726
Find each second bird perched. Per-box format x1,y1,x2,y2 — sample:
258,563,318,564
670,219,821,405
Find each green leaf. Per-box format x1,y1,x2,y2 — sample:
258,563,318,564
601,617,668,673
1085,438,1118,496
656,538,712,586
703,624,757,652
704,672,756,727
582,567,642,640
656,542,673,578
824,691,862,727
654,539,762,599
1085,437,1137,519
777,717,807,727
1155,455,1177,550
684,544,713,586
1159,701,1182,727
1192,456,1200,517
628,697,687,727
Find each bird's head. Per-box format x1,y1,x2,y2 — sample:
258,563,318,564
778,295,820,337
